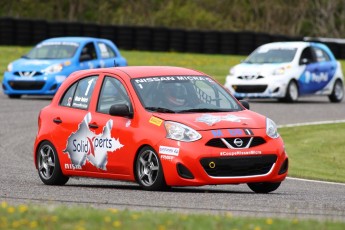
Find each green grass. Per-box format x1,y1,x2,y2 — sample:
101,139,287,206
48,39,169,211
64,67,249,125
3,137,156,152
1,202,344,230
279,123,345,183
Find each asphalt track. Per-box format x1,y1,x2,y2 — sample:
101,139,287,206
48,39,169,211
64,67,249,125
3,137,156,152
0,92,344,221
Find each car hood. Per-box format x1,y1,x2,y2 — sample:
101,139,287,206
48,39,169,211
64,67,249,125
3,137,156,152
232,62,292,74
10,58,70,71
155,110,267,130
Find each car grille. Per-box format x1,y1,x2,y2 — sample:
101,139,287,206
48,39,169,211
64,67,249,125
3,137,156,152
200,155,277,177
13,71,43,77
206,137,266,149
8,80,45,90
232,85,267,93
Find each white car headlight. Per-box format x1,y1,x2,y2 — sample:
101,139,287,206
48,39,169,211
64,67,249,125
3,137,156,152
272,67,286,75
266,118,279,139
43,63,64,74
164,121,201,142
229,67,236,76
7,63,13,72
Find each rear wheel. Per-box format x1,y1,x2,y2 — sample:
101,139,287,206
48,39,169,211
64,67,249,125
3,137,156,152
135,146,167,191
329,80,344,103
37,141,69,185
283,80,298,102
247,182,281,193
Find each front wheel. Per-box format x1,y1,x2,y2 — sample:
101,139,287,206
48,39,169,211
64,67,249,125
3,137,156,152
329,80,344,103
283,81,299,102
37,141,69,185
135,146,167,191
247,182,281,193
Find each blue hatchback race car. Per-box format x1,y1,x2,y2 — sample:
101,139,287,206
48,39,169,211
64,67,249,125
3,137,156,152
2,37,127,98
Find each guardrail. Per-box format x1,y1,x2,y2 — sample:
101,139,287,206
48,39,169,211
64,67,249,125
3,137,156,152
2,17,345,58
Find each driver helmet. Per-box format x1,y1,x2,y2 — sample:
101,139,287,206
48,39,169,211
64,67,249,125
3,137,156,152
165,83,188,106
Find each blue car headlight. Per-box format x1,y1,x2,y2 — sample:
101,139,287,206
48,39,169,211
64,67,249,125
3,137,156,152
164,121,201,142
7,63,13,72
266,118,279,139
43,63,64,74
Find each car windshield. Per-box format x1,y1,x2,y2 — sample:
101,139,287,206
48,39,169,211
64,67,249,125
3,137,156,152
25,42,79,59
244,47,297,64
132,75,242,113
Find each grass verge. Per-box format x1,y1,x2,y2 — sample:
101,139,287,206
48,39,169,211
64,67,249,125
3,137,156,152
1,202,344,230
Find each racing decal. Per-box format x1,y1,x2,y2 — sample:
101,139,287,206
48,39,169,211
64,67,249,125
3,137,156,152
220,150,262,156
149,116,163,126
196,114,249,126
211,129,253,137
159,146,179,156
299,64,335,94
64,113,123,170
160,155,175,161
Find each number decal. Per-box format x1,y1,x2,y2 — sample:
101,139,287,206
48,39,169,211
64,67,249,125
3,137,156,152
85,78,94,96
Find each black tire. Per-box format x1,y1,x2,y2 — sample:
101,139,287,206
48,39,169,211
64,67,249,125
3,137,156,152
247,182,281,193
8,94,21,99
283,80,298,102
328,80,344,103
135,146,167,191
36,141,69,185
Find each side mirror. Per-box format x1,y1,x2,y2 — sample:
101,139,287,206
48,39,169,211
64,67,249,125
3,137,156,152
109,104,133,118
239,100,250,110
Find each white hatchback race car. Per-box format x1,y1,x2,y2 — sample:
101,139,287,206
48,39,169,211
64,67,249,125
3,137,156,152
224,41,344,102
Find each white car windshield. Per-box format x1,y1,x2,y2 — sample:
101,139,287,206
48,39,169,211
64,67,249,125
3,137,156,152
244,47,297,64
25,42,79,59
132,75,242,113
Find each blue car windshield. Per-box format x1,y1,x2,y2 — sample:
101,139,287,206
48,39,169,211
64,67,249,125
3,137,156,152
132,75,242,113
244,47,297,64
25,42,79,59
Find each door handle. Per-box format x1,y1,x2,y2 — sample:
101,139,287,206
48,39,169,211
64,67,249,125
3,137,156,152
88,123,99,129
53,118,62,124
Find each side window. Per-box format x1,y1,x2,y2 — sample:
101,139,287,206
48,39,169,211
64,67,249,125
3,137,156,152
97,42,116,58
60,76,98,110
79,42,97,61
300,47,315,64
313,47,330,62
97,76,131,114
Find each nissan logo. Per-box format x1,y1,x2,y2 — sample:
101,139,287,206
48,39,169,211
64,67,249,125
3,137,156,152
233,138,243,147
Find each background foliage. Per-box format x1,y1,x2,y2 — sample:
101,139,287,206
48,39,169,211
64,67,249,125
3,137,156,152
1,0,345,38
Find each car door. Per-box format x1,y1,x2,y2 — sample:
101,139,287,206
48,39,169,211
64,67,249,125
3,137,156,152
51,75,100,173
299,46,335,94
90,75,136,177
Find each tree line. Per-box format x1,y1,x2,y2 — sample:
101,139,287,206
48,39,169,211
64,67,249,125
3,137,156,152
1,0,345,38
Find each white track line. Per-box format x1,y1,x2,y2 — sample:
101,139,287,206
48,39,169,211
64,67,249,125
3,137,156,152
287,177,345,186
278,119,345,128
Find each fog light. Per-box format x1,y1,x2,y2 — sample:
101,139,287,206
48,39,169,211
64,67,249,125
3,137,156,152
177,163,194,179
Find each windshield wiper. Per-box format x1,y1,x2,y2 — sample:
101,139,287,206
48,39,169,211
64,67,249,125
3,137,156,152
178,108,235,113
145,107,176,113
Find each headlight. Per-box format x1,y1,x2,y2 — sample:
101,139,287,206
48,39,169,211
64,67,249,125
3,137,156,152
229,67,236,76
164,121,201,142
43,63,64,74
272,67,286,75
7,63,13,72
266,118,279,139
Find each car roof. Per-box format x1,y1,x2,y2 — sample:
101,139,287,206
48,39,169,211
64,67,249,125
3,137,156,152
40,36,108,43
258,41,310,49
73,66,206,79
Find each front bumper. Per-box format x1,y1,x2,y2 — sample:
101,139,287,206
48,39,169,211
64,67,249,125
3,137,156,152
2,72,67,95
224,75,288,99
157,130,288,187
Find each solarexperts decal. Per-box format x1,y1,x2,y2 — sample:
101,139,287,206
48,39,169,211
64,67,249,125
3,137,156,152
64,113,123,170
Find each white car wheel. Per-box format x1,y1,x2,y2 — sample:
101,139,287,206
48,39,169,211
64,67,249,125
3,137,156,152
284,81,299,102
329,80,344,103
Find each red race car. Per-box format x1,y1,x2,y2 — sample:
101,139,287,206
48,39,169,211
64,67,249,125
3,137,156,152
34,66,288,193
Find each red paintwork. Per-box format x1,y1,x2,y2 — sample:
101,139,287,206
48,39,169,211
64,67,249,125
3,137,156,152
34,66,288,186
